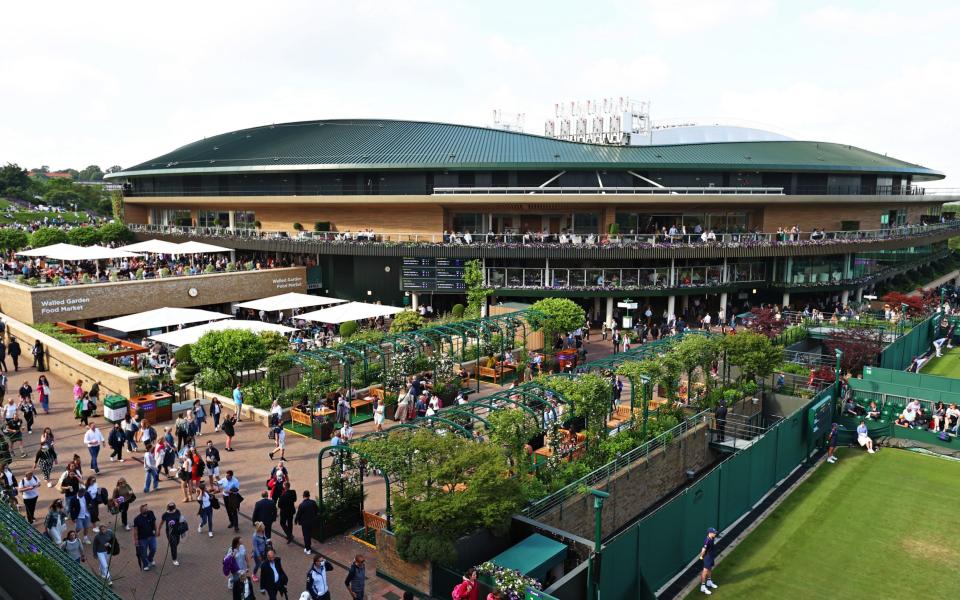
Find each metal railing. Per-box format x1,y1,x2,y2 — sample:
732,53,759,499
485,264,767,291
523,409,710,519
433,186,784,195
129,220,960,248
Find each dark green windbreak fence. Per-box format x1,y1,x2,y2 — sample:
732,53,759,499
880,314,935,370
599,394,824,599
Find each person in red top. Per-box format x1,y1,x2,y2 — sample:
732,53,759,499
452,568,478,600
189,448,203,488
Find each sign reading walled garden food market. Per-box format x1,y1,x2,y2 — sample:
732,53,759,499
0,267,307,324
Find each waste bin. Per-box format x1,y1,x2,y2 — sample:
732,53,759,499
103,395,128,423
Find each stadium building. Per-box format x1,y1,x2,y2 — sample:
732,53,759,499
107,119,960,319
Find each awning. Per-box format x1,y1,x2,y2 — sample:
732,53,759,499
95,307,232,333
147,320,296,347
18,244,140,260
175,241,232,254
298,302,405,324
237,292,345,313
117,239,184,254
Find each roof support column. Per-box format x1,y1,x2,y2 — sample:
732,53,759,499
605,297,614,328
841,289,850,307
411,292,419,311
667,295,676,323
782,292,791,308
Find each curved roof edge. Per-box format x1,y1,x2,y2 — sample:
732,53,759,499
108,118,945,182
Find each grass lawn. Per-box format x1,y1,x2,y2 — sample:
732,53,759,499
690,449,960,599
919,346,960,378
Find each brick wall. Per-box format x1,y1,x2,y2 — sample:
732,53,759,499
761,201,936,232
375,529,433,595
536,423,716,540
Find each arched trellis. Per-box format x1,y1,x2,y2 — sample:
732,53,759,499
295,347,353,389
317,444,393,529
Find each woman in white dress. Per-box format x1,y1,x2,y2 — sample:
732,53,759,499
373,400,385,432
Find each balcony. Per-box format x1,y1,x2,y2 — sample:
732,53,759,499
129,220,960,260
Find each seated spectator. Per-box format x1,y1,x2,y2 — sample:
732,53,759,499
894,414,910,428
904,399,924,427
866,401,881,421
856,421,876,453
946,403,960,434
844,397,866,417
932,401,947,432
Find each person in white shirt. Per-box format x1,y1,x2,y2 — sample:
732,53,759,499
18,470,40,523
84,424,104,474
268,426,286,461
340,423,354,442
196,482,214,537
3,397,16,420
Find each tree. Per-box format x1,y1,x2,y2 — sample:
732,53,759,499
0,229,29,252
339,320,359,338
824,327,885,376
539,372,612,445
97,222,133,244
30,227,68,248
672,334,721,399
744,307,786,339
77,165,104,181
527,298,586,352
66,226,102,246
105,165,123,174
259,331,290,355
488,409,540,472
0,163,31,201
722,331,782,384
174,344,198,383
464,259,492,318
389,310,423,333
190,329,268,387
880,292,927,316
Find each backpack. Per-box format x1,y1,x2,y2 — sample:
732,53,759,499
452,579,474,600
196,460,205,477
222,553,238,576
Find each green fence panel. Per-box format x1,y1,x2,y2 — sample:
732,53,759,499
748,423,779,506
717,449,752,531
775,412,805,481
601,525,640,600
636,494,687,592
682,469,721,559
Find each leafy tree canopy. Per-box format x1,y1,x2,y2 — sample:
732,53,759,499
77,165,104,181
190,329,268,387
0,228,29,252
66,226,101,246
30,227,68,248
389,310,423,333
97,222,133,244
464,259,492,318
721,331,782,383
527,298,586,345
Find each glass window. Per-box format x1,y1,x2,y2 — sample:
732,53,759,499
572,213,599,233
452,213,486,233
234,211,256,229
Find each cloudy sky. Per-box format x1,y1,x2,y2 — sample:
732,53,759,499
1,0,957,185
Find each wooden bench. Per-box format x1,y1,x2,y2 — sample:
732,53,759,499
478,366,503,384
362,511,388,532
607,405,634,429
290,408,312,428
367,387,386,402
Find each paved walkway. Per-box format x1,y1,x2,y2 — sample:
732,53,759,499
6,332,620,599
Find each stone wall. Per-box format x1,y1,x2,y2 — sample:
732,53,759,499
375,528,433,595
2,312,140,397
537,422,716,540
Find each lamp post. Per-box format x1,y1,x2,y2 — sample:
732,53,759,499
586,488,609,600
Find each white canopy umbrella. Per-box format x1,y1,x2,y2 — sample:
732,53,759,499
298,302,405,324
237,292,345,313
147,320,296,347
73,245,141,260
95,307,232,333
176,241,232,254
18,243,87,259
117,239,183,254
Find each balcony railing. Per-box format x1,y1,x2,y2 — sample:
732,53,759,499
130,220,960,249
485,264,766,291
433,186,784,195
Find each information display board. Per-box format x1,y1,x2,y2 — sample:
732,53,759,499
401,257,466,292
807,394,833,437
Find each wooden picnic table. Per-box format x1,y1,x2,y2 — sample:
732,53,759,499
351,397,374,417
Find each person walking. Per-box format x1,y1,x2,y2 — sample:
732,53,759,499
251,522,268,588
277,481,297,543
175,413,190,451
197,481,215,537
205,439,222,487
211,397,223,431
232,384,244,422
18,469,40,523
4,411,25,458
61,530,85,563
34,443,57,487
18,389,36,434
37,375,51,414
252,491,277,541
698,528,719,595
306,553,334,600
193,400,207,436
108,423,125,463
159,501,184,566
258,549,288,600
218,469,242,532
44,499,68,544
8,337,21,371
0,338,7,372
232,571,257,600
112,477,134,530
83,423,104,474
32,339,46,371
222,413,237,451
452,567,478,600
92,523,116,586
79,392,94,426
143,444,159,493
295,490,319,554
344,554,367,600
132,503,158,571
122,414,139,452
88,381,101,414
268,424,286,461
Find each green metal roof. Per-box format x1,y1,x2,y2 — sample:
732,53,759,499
110,119,944,181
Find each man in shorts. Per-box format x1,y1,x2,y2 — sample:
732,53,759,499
698,527,719,595
826,422,840,463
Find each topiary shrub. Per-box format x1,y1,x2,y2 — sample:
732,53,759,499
339,320,359,338
225,262,237,272
245,261,255,270
135,267,144,279
451,303,465,318
293,222,304,231
204,264,216,274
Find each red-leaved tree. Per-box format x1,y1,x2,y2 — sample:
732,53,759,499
880,292,931,316
745,307,786,339
824,326,885,376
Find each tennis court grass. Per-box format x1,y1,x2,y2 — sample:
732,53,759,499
688,449,960,599
920,346,960,378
